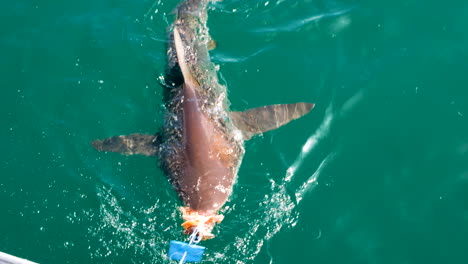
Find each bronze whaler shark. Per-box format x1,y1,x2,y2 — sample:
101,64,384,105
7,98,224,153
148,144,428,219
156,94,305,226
91,0,314,240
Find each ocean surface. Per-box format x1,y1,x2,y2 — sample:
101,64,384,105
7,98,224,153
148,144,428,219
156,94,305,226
1,0,467,263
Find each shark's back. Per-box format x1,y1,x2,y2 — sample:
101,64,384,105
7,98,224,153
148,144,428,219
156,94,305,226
159,16,246,212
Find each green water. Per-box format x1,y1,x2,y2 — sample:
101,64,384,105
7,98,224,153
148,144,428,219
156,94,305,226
1,0,467,263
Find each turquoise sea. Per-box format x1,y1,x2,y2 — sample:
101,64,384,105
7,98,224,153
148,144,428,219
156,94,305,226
1,0,467,263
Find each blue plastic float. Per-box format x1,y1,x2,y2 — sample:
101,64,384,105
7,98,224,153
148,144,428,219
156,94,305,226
168,240,205,263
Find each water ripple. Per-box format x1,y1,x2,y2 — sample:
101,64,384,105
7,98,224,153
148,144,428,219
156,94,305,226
250,8,353,33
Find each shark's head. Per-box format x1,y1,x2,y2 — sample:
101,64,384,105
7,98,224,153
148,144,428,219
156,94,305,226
180,207,224,240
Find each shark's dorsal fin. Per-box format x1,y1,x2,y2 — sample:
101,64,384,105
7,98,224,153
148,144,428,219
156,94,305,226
230,103,315,140
173,26,200,88
91,133,160,156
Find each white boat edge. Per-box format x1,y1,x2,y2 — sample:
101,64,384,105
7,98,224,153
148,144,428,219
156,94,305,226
0,251,38,264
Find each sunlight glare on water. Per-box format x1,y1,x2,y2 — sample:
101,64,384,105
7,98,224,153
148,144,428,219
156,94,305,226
210,181,298,263
285,104,334,182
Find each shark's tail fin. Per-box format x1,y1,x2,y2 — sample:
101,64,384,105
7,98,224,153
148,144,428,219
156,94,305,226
91,133,160,156
230,102,315,140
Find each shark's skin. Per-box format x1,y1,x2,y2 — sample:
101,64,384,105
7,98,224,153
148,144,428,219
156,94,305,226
92,0,314,239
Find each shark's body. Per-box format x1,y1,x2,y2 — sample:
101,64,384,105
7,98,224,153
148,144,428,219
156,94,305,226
92,0,314,239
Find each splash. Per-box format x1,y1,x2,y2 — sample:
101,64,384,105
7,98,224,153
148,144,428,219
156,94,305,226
206,181,298,263
88,185,180,263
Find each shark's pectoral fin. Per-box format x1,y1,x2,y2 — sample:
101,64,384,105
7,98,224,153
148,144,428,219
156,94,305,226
230,102,315,140
91,133,160,156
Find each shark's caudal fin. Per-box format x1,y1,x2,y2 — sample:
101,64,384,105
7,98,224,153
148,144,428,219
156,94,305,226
230,102,315,140
91,133,160,156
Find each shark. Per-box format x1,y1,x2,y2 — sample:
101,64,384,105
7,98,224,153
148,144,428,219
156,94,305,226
91,0,314,240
